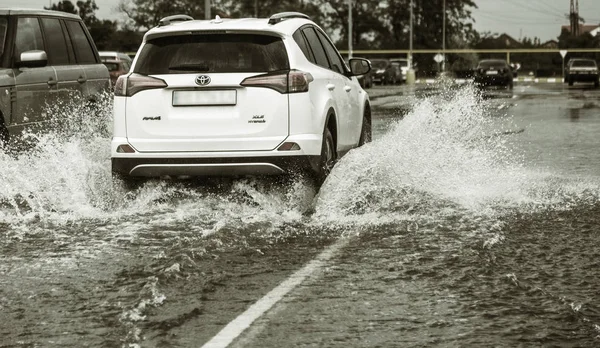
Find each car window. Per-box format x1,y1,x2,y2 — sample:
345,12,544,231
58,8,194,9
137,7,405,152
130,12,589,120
0,17,7,63
477,60,507,68
103,62,119,71
135,34,289,74
570,60,596,68
293,29,315,64
371,60,389,69
315,29,345,75
302,27,330,70
14,17,44,61
41,18,70,65
65,20,96,64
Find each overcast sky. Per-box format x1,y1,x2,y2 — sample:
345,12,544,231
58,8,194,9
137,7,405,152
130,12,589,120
4,0,600,42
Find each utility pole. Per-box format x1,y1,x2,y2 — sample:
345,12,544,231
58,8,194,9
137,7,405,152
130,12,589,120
205,0,211,20
570,0,580,36
409,0,413,67
348,0,353,59
442,0,446,72
407,0,416,85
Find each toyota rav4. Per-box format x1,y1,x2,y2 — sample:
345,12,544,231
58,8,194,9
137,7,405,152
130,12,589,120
111,12,372,186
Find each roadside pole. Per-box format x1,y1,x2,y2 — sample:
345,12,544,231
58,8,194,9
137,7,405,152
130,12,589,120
560,50,568,81
348,0,353,59
205,0,211,19
406,0,416,84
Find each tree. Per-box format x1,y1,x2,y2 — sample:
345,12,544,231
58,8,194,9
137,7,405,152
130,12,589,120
76,0,99,27
45,1,77,14
118,0,210,29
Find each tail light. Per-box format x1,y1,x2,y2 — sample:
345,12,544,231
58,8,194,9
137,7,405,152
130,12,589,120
114,73,167,97
240,70,313,94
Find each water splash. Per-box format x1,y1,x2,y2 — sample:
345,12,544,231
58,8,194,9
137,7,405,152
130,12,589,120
314,85,600,227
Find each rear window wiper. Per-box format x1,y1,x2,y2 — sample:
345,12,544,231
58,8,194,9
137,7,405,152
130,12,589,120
168,63,210,72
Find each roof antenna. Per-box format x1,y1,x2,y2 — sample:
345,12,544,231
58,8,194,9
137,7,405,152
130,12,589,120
212,15,223,24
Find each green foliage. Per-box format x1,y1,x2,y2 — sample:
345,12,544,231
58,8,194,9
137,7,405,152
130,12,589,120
45,1,77,14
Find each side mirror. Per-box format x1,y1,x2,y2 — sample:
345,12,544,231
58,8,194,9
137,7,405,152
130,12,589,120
16,50,48,68
349,58,371,76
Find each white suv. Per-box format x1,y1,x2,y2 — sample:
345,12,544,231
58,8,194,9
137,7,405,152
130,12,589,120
111,12,371,186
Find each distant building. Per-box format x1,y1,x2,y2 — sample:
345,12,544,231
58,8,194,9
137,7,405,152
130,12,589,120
541,40,559,48
476,33,522,49
560,24,600,37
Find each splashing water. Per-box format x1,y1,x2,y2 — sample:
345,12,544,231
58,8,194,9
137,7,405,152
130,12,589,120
314,85,600,227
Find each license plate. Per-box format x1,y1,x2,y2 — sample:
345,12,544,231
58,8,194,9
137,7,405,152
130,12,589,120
173,90,237,106
486,70,498,75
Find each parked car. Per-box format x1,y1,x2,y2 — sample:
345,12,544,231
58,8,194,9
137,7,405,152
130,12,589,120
102,59,131,86
384,60,403,85
370,58,389,85
564,58,599,88
389,58,410,83
99,51,133,63
0,8,110,147
111,12,372,187
474,59,514,90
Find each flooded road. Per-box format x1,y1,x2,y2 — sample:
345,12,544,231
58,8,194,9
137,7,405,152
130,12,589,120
1,82,600,347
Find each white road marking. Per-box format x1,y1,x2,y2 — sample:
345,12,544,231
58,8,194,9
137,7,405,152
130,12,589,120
201,238,349,348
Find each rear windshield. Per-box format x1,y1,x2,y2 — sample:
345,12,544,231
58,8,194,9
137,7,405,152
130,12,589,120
135,34,289,74
570,60,597,68
103,62,119,71
477,60,507,68
370,60,388,69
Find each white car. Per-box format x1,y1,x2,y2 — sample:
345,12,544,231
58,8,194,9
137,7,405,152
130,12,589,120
111,12,372,186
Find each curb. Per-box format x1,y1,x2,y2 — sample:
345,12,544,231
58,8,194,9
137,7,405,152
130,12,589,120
415,77,564,84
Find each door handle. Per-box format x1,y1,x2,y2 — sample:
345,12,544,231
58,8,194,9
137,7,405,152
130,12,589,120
344,86,352,92
327,83,335,91
47,78,57,86
77,76,87,83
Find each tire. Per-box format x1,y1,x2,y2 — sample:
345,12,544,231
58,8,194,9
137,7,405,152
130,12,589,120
507,81,513,90
0,123,8,149
313,127,336,186
568,79,573,86
391,76,397,85
358,107,372,146
595,80,599,88
112,172,144,191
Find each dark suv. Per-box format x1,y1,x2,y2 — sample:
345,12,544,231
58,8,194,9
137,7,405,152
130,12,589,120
474,59,514,90
0,8,110,146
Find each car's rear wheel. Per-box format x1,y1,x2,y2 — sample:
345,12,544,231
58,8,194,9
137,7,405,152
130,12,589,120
595,80,599,88
112,172,145,191
313,127,336,186
0,122,8,149
568,79,574,86
358,107,372,146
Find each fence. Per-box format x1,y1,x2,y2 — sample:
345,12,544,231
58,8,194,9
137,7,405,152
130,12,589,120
340,48,600,78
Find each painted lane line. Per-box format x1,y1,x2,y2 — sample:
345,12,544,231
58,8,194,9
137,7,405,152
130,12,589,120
201,238,349,348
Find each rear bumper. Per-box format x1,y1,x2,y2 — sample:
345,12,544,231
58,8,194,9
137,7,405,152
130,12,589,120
567,73,599,82
112,155,320,177
474,76,511,86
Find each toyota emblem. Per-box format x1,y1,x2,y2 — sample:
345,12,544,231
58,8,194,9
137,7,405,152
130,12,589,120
195,75,211,86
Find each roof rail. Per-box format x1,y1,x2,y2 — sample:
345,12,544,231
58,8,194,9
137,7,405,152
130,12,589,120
268,12,310,25
158,14,194,27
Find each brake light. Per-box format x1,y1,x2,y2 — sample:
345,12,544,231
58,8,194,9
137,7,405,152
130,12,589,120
240,70,313,94
114,73,167,97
